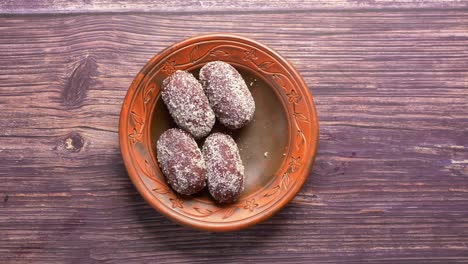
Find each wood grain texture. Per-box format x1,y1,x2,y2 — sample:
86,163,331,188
1,0,468,14
0,5,468,264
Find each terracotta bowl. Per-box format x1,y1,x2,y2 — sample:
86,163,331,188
119,34,319,231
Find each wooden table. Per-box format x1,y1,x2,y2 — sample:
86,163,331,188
1,1,467,263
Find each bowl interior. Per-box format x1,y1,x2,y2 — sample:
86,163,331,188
149,66,289,200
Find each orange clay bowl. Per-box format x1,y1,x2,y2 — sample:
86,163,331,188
119,34,319,231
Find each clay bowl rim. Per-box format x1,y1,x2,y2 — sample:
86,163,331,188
119,33,319,232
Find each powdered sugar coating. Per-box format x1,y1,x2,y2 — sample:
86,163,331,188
161,70,215,138
202,133,245,203
156,128,206,195
199,61,255,129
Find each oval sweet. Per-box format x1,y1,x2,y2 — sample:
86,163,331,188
156,128,206,195
202,133,245,203
199,61,255,129
161,70,215,138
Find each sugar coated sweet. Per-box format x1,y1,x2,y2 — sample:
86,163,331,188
156,128,206,195
199,61,255,129
161,70,215,138
202,133,245,203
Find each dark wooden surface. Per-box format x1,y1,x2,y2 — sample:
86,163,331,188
1,1,468,263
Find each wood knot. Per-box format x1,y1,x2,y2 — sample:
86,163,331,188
62,55,97,108
3,194,9,202
63,133,84,152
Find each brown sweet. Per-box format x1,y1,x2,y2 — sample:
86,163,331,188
202,133,245,203
199,61,255,129
161,70,215,138
156,128,206,195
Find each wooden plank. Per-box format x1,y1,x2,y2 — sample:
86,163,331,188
1,0,468,14
0,10,467,264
